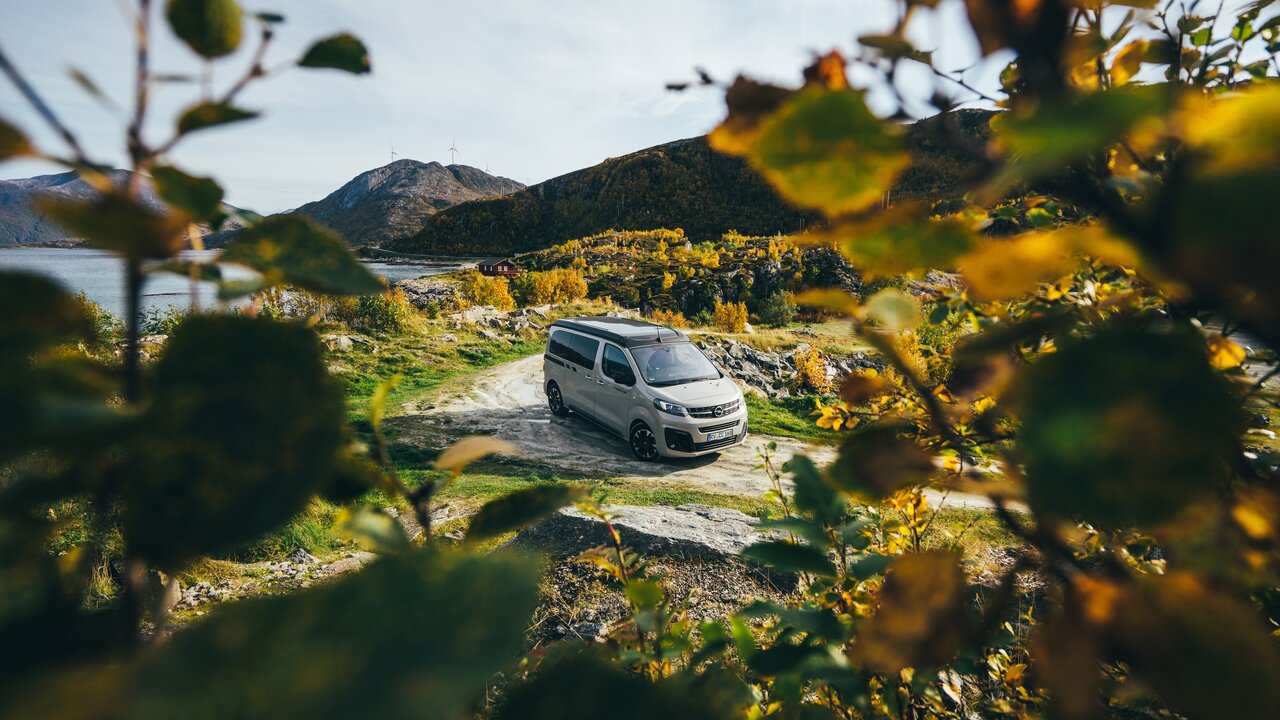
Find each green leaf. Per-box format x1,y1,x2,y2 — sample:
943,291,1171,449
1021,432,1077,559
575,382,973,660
741,540,835,576
788,454,846,527
255,11,285,23
220,215,385,295
750,88,908,216
847,552,892,580
121,315,345,569
0,272,100,463
465,485,585,543
850,551,966,673
35,192,187,259
176,101,259,136
298,33,371,74
495,655,729,720
826,426,935,500
151,165,224,221
747,644,825,676
0,117,34,160
1019,321,1243,529
129,549,541,718
165,0,245,59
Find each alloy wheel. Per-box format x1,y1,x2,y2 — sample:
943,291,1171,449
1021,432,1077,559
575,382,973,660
630,425,659,461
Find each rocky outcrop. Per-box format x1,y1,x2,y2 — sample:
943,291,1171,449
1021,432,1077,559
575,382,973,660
395,276,460,309
696,336,884,399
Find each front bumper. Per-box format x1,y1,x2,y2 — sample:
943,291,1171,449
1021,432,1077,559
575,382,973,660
655,409,749,458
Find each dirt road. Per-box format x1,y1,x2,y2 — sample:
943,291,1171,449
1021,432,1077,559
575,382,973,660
402,354,998,509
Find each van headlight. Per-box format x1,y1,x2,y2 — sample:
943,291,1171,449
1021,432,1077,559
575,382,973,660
653,398,687,416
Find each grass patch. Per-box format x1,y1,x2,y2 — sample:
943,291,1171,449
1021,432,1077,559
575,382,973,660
745,393,838,444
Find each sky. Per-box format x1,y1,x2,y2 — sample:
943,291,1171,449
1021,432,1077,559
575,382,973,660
1,0,1002,213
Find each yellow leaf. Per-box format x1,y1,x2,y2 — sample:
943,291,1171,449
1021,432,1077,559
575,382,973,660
1111,39,1148,86
957,228,1098,301
932,385,957,403
434,435,519,473
793,287,860,316
973,396,997,414
749,87,908,216
862,288,920,331
1232,502,1274,541
1206,334,1246,370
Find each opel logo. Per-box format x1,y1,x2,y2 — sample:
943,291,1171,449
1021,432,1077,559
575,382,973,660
713,405,724,417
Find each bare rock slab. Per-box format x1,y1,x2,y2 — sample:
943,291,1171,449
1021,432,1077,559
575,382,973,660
509,504,767,561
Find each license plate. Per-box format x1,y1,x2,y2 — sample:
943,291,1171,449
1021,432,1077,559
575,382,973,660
707,429,735,441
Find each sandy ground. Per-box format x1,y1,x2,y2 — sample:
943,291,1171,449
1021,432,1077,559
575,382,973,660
401,354,999,510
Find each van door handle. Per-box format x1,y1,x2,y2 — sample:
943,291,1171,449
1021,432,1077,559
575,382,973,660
584,374,593,381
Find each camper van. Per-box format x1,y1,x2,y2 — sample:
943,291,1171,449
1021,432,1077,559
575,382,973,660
543,316,747,460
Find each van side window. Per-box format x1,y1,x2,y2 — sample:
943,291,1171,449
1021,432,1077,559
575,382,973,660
602,344,635,385
567,334,600,369
548,330,574,362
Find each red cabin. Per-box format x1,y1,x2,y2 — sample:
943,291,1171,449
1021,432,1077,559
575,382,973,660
477,258,521,276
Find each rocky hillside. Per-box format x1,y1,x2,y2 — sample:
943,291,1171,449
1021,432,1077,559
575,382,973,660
384,109,994,258
384,137,819,257
277,160,523,248
0,169,241,247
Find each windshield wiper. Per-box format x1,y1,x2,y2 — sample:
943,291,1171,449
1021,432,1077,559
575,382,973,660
648,375,718,387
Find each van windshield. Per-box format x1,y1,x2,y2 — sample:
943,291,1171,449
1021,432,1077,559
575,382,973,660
629,342,720,387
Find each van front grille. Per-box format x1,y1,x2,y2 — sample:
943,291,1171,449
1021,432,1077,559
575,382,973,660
698,420,739,433
689,399,740,419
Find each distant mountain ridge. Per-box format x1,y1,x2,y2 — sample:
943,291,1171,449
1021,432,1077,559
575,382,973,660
0,169,242,247
383,110,992,257
209,160,525,248
383,137,816,257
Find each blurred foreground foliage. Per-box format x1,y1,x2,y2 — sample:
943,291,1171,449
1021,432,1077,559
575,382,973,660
3,1,1280,719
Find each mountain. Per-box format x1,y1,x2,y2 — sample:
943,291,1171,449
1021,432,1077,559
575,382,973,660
383,137,816,257
0,169,243,247
384,110,992,258
217,160,525,248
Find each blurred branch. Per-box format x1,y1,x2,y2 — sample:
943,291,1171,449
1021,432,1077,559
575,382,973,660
0,43,91,164
154,23,275,158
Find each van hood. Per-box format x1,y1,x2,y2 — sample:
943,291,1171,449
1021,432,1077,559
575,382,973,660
651,377,741,405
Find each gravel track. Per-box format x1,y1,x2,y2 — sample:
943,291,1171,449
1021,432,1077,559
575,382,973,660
402,354,999,509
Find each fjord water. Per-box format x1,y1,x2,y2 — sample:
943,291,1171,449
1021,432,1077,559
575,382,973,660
0,248,454,317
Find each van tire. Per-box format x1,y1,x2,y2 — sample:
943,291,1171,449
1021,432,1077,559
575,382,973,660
546,381,570,417
629,421,660,461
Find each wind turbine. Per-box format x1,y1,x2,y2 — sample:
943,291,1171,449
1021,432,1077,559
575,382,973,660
390,141,398,163
447,138,459,165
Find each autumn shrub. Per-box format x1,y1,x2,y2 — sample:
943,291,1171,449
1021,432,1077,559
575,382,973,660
790,345,831,393
351,288,414,333
712,299,748,332
73,292,124,348
648,308,688,328
457,269,515,310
